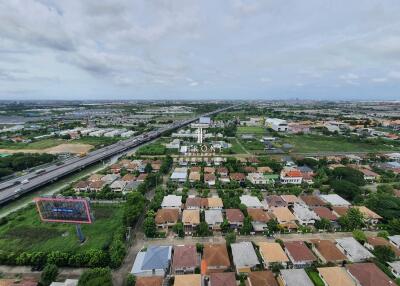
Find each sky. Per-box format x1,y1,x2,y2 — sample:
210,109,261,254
1,0,400,101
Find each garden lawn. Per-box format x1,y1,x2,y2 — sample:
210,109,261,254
237,126,266,135
306,269,325,286
0,204,124,254
284,134,400,153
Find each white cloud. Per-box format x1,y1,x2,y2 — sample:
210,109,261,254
371,77,387,83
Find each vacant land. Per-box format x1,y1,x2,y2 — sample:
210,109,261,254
136,142,166,155
0,204,124,253
0,139,64,150
283,134,400,153
71,136,120,148
0,136,121,154
237,126,266,135
228,139,247,154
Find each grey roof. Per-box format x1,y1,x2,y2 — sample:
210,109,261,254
240,195,263,208
319,194,351,206
205,209,224,225
335,237,374,262
141,246,172,270
251,221,268,232
388,261,400,273
293,203,319,221
161,195,182,208
389,235,400,246
131,251,146,274
170,167,188,180
280,269,313,286
231,242,259,268
298,165,313,173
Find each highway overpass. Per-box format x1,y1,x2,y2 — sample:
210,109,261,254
0,104,240,205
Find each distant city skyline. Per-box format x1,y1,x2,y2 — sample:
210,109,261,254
1,1,400,100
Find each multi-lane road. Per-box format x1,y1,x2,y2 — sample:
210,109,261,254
0,104,240,205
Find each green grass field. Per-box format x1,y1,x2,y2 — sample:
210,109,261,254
71,136,120,148
0,139,64,150
239,139,265,151
283,134,400,153
0,204,124,254
228,139,247,154
237,126,266,135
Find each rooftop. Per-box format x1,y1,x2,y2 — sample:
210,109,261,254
136,277,164,286
300,195,327,207
247,208,271,223
231,241,259,268
182,209,200,225
240,195,263,208
172,245,199,270
317,267,355,286
161,195,182,208
209,272,236,286
319,194,351,206
246,271,278,286
205,209,224,225
270,207,296,223
280,269,313,286
141,246,172,270
347,263,395,286
174,275,202,286
335,237,374,262
258,242,289,263
310,240,347,262
312,207,338,221
155,208,179,224
284,241,316,263
225,209,244,223
203,244,230,268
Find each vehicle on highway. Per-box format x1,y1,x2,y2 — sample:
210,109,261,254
21,179,29,184
35,169,46,174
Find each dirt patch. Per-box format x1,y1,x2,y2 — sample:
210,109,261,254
45,143,93,154
0,143,93,155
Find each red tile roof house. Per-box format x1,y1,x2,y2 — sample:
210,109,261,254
110,163,122,174
364,237,400,257
347,263,396,286
88,180,106,192
310,239,347,264
230,173,246,183
185,197,208,210
225,209,245,230
74,180,89,192
280,169,303,185
312,207,338,221
202,244,231,274
283,241,317,268
136,277,164,286
209,272,236,286
136,173,148,182
246,270,278,286
204,173,216,186
155,208,180,230
244,166,257,174
216,167,228,177
172,245,200,274
300,195,327,207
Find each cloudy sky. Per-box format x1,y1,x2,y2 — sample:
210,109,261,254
1,0,400,100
